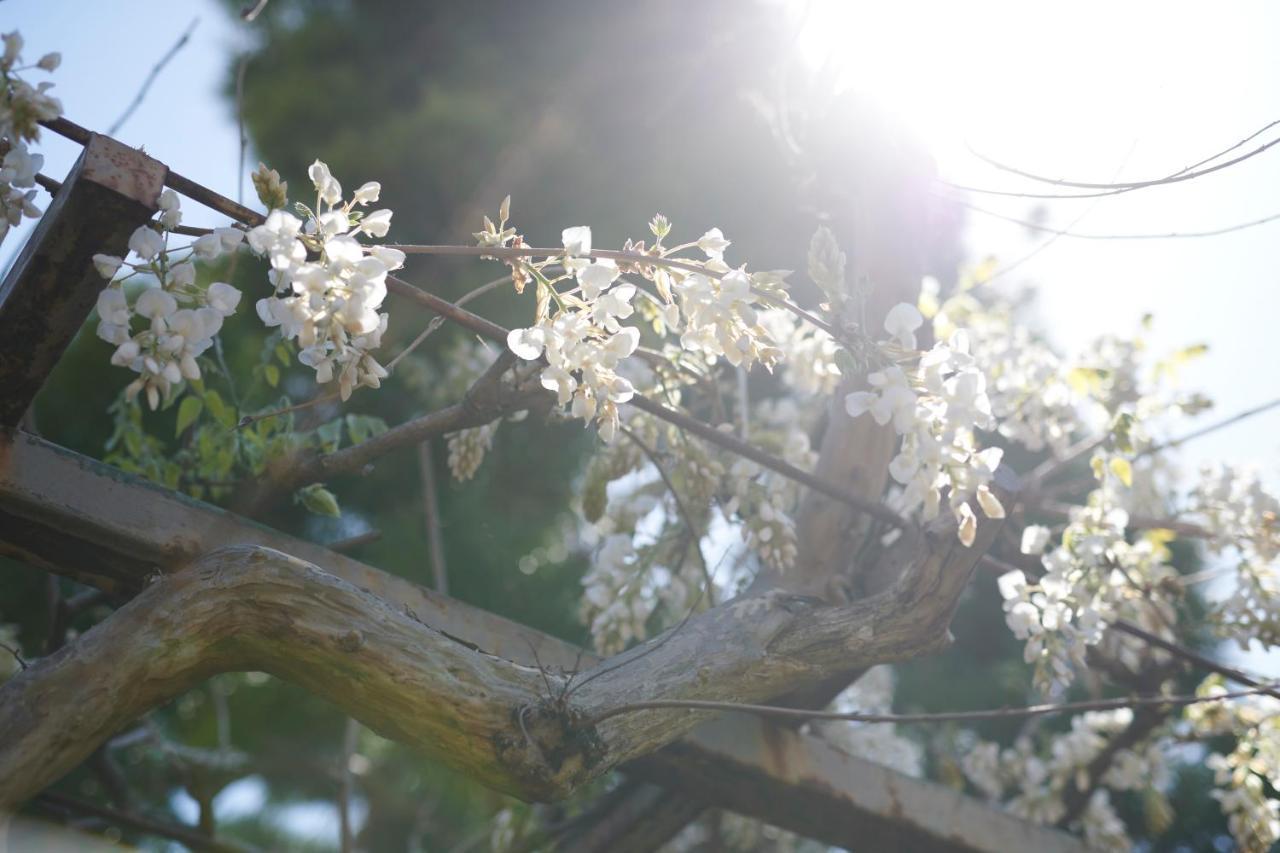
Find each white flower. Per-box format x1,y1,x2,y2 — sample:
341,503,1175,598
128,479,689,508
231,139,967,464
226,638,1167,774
36,51,60,71
157,189,181,230
192,227,245,260
1021,525,1052,555
578,259,620,300
562,225,592,257
369,245,406,270
206,282,242,316
352,181,381,205
96,288,130,325
168,261,195,288
135,288,177,320
2,32,22,68
697,227,731,259
0,142,42,188
884,302,924,350
308,160,342,205
128,225,164,260
92,254,123,280
358,209,392,238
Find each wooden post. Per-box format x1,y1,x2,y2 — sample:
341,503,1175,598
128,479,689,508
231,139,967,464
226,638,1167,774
0,134,166,426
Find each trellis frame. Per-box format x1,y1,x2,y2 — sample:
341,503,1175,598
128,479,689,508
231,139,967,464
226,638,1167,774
0,123,1089,853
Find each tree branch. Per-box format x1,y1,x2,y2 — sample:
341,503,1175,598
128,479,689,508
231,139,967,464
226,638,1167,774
0,504,993,810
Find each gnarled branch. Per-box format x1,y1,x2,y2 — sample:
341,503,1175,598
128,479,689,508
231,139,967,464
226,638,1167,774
0,504,994,811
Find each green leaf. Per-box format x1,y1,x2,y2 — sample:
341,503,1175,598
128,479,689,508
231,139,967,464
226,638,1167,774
296,483,341,517
264,364,280,388
175,396,204,437
204,391,236,430
316,418,344,453
123,428,143,459
582,461,609,523
1109,457,1133,488
345,414,387,446
346,414,370,446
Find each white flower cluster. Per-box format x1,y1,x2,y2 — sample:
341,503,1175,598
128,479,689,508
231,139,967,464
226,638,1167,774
247,161,401,401
814,667,923,777
503,222,783,442
999,464,1179,692
1186,676,1280,853
579,523,695,655
573,415,711,652
1,31,61,245
94,192,244,410
507,235,642,443
844,304,1005,546
1191,465,1280,649
721,401,816,574
728,457,800,573
757,307,841,396
961,708,1167,850
447,421,496,482
932,295,1080,454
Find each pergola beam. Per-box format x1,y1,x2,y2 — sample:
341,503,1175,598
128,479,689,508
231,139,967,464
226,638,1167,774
0,135,166,426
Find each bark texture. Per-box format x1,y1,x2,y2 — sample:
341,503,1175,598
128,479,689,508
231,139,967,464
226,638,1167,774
0,506,995,810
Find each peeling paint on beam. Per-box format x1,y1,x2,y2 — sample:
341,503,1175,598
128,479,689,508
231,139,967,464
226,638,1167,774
0,135,166,426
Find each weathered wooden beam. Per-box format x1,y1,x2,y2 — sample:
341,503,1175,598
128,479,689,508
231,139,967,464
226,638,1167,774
555,781,705,853
638,714,1089,853
0,135,166,426
0,428,573,669
0,429,1086,851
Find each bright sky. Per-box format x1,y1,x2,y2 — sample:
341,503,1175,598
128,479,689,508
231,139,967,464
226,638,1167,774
788,0,1280,481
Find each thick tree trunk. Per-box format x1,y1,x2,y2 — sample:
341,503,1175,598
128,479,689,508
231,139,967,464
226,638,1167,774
0,507,995,811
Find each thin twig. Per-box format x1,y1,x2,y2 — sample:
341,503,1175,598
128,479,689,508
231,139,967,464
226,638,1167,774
385,274,509,374
236,391,339,430
621,425,713,602
629,395,909,529
33,791,252,853
386,244,841,338
234,56,250,206
108,18,200,136
943,127,1280,201
585,682,1280,728
958,197,1280,240
0,640,27,670
967,123,1280,191
1144,395,1280,456
418,440,449,594
241,0,270,21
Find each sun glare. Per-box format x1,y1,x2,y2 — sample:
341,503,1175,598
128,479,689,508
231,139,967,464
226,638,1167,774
785,0,1188,181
